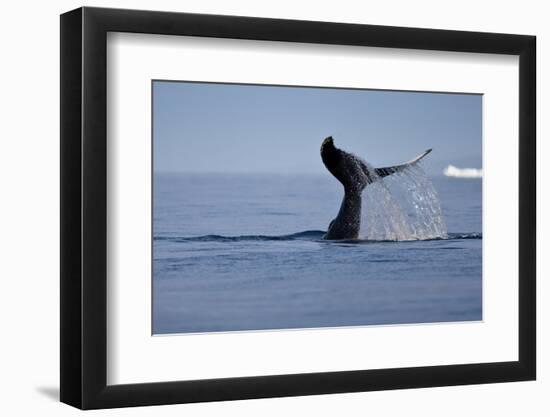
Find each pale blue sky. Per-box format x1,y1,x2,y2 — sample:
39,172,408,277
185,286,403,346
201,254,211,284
153,81,482,175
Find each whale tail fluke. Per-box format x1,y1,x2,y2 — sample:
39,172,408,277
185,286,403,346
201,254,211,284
321,137,432,190
320,136,372,192
374,148,432,178
320,137,433,240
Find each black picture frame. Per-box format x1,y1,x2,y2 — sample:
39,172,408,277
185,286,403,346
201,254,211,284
60,6,536,410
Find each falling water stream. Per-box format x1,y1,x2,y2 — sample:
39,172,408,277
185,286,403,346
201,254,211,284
360,162,447,241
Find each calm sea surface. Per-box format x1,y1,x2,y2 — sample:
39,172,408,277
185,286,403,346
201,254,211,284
153,173,482,334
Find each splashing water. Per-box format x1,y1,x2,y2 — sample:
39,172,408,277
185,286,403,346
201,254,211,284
360,162,447,241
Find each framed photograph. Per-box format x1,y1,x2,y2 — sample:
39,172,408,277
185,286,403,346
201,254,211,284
60,6,536,409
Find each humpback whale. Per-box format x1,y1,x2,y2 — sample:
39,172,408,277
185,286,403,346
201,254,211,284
320,136,432,240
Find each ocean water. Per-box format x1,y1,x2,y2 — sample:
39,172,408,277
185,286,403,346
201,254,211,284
153,171,482,334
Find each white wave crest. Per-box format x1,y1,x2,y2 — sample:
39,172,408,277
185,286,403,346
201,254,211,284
443,165,482,178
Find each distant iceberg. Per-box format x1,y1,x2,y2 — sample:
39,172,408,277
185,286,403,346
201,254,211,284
443,165,482,178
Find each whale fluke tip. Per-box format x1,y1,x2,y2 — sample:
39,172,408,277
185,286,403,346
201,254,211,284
321,136,336,154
